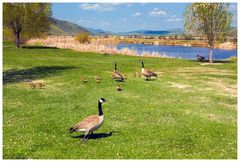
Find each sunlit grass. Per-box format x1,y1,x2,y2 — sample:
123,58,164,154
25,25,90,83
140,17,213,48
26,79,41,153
3,41,237,159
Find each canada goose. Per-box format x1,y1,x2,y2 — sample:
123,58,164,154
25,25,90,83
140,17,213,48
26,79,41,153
29,80,45,89
139,60,157,80
134,72,141,78
116,84,122,91
112,62,124,81
95,76,101,83
29,82,36,89
123,74,128,80
133,72,137,77
197,55,205,62
69,98,107,142
38,82,45,89
81,77,88,83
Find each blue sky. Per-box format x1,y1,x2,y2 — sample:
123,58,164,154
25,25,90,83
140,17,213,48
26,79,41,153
52,3,237,33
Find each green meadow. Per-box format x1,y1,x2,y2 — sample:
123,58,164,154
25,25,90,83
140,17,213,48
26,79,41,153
3,41,237,159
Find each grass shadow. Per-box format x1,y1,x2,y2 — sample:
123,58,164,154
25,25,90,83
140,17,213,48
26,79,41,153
191,59,234,64
144,78,157,81
22,46,58,49
71,132,113,140
3,66,78,84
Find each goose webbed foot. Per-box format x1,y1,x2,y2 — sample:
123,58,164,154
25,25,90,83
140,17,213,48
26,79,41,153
82,134,90,142
82,138,88,142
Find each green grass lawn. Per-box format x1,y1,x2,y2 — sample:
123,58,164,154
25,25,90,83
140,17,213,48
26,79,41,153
3,41,237,159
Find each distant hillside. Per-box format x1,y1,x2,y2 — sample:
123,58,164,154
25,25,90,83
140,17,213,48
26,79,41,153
85,27,112,35
48,18,183,36
117,29,183,36
49,18,91,36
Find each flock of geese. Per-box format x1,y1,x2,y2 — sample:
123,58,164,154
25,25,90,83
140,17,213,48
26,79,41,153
69,60,158,142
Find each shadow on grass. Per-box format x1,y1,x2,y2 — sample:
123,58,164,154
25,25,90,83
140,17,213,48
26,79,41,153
191,59,234,64
3,66,78,84
71,132,113,140
22,46,58,49
143,78,157,81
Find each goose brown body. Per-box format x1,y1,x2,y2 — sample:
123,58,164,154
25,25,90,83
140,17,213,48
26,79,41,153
139,60,157,79
112,62,124,81
69,115,104,133
141,68,157,78
113,70,124,80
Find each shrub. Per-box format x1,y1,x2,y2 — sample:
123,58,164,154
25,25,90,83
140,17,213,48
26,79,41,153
75,32,90,44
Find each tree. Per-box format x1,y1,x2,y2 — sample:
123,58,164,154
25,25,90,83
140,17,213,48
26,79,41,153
3,3,51,48
184,3,232,63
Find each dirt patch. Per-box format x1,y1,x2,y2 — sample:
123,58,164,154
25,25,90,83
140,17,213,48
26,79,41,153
177,67,235,76
168,82,192,89
219,102,237,110
200,63,223,66
206,79,237,98
207,114,221,121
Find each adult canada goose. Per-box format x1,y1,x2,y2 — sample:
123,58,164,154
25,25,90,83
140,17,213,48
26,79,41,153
139,60,157,80
197,55,205,62
69,98,107,142
112,62,124,81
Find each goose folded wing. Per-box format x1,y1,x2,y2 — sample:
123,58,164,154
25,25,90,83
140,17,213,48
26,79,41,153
113,71,123,78
69,115,99,132
143,69,157,77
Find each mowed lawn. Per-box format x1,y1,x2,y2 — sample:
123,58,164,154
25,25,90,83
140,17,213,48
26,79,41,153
3,41,237,159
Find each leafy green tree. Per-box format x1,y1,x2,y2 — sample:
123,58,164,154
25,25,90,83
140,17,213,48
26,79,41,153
3,3,51,48
184,3,232,63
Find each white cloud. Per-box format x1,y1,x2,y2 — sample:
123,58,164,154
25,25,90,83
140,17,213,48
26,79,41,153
133,12,141,17
80,4,100,10
79,3,120,12
149,8,167,16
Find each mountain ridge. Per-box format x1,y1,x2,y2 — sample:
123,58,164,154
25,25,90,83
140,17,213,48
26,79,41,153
49,18,237,37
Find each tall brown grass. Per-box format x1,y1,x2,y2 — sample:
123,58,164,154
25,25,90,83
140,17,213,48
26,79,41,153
26,36,175,58
75,32,90,44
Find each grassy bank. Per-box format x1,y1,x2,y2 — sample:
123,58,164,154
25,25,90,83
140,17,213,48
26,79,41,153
3,41,237,159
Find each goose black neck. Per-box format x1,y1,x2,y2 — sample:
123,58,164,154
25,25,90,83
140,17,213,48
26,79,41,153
141,62,144,68
114,63,117,70
98,101,103,116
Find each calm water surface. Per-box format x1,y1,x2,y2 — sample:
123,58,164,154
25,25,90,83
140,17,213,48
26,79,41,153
116,44,237,60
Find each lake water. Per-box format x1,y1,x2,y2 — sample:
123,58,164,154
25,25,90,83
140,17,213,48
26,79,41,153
116,44,237,60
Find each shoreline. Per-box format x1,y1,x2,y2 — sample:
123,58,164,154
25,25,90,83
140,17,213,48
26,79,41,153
92,37,237,50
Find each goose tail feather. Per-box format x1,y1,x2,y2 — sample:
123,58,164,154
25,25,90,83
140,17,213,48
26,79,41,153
69,127,77,133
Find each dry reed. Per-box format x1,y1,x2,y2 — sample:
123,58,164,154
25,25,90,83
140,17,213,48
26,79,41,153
26,36,177,58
